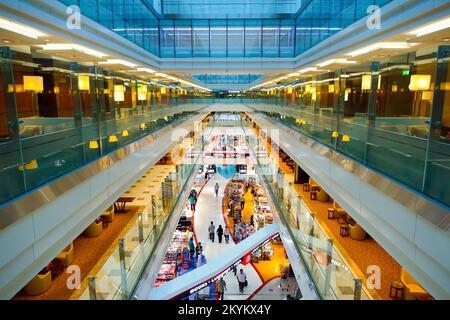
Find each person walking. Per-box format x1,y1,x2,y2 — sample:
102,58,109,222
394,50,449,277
189,195,196,212
224,227,230,244
237,269,247,294
188,237,195,258
240,196,245,209
216,277,227,300
195,242,203,257
214,182,220,197
217,225,224,243
208,221,215,242
191,188,198,200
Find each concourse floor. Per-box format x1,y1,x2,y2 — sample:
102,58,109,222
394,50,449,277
192,165,293,300
192,170,263,300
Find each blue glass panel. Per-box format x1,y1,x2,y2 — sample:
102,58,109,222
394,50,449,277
262,20,279,58
175,20,192,57
160,20,175,57
245,20,262,57
227,20,245,57
280,20,295,57
192,20,210,57
210,20,227,58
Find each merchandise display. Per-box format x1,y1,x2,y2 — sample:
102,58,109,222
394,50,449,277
224,173,276,241
252,242,274,262
233,222,256,242
154,200,204,288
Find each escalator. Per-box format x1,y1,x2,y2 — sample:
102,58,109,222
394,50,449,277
131,113,320,301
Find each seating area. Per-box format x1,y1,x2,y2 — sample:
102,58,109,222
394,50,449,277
14,202,137,299
279,149,295,171
400,268,430,300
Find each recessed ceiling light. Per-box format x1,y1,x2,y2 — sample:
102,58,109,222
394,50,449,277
443,38,450,42
3,39,10,43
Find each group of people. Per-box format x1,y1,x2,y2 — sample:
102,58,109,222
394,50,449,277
208,221,230,244
215,268,248,300
188,237,203,259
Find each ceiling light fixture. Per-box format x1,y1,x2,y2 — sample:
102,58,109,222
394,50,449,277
317,58,357,67
99,59,137,68
347,42,418,57
0,17,46,39
39,43,106,58
297,67,318,74
407,17,450,37
137,67,155,73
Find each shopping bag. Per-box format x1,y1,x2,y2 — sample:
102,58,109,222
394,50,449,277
244,280,248,287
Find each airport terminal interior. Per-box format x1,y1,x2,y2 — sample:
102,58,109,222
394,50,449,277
0,0,449,301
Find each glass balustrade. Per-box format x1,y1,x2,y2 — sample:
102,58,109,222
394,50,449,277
77,121,207,300
0,46,210,205
245,46,450,209
242,120,370,300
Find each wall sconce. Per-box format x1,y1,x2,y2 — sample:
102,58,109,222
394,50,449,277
440,82,450,91
23,75,44,116
328,84,335,93
114,84,125,102
332,131,339,138
108,134,118,143
78,75,90,91
391,84,398,92
344,88,351,101
89,140,99,149
8,84,24,93
409,75,432,116
342,134,350,142
160,87,167,95
122,129,129,137
409,74,431,91
23,76,44,92
422,91,433,101
311,87,316,101
287,87,293,94
361,74,372,90
137,84,147,101
140,123,146,129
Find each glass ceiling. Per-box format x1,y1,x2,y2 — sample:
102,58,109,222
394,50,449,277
59,0,391,59
191,74,264,84
160,0,301,19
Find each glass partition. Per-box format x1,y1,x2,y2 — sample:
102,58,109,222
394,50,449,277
243,119,370,300
0,46,208,205
60,0,393,59
77,117,208,300
248,45,450,208
242,119,370,300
